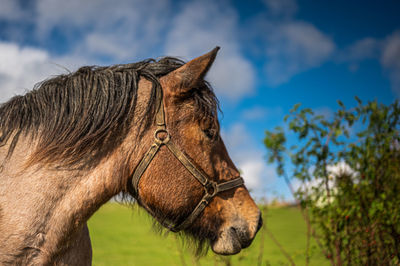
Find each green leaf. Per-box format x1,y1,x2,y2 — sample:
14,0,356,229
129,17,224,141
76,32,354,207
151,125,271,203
290,103,302,113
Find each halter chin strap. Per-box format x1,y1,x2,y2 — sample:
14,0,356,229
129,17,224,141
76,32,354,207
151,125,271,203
131,85,244,232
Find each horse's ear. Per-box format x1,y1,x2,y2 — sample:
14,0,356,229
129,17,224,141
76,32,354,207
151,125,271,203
161,46,219,97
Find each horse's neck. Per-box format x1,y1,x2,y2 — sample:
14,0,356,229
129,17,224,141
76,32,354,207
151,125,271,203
0,78,153,263
0,135,123,263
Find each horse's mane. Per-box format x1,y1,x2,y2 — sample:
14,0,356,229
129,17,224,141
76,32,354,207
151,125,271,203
0,57,219,168
0,57,218,168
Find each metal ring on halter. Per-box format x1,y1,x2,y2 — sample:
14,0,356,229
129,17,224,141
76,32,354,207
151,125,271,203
204,180,218,197
154,128,170,144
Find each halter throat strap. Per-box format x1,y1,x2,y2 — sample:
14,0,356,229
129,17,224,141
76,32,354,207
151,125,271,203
131,85,244,232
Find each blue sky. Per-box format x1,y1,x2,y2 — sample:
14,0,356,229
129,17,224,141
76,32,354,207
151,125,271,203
0,0,399,200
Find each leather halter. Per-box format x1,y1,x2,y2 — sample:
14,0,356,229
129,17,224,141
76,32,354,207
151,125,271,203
131,84,244,232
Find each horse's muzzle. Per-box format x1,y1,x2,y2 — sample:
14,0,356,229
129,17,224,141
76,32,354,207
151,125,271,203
211,212,262,255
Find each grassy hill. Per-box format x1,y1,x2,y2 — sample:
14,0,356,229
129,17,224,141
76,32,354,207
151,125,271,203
88,203,329,265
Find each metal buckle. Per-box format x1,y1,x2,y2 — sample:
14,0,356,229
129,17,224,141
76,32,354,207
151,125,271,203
204,180,218,197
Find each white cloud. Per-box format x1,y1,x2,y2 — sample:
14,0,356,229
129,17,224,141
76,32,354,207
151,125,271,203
222,123,276,196
0,42,63,103
381,31,400,96
246,0,335,87
241,106,282,121
263,0,298,17
342,37,381,62
264,21,335,86
337,37,382,72
330,30,400,97
222,123,250,151
239,160,264,189
337,30,400,96
34,0,171,61
164,0,256,101
241,106,268,120
0,0,27,20
0,40,97,104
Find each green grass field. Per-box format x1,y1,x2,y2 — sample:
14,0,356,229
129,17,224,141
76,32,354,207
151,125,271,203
88,203,330,266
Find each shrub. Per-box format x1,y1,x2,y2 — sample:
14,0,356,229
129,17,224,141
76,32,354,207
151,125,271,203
264,99,400,265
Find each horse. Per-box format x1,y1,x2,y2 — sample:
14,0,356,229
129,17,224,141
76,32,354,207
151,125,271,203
0,47,262,265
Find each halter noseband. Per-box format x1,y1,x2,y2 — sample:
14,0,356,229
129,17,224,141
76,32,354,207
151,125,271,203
131,84,244,232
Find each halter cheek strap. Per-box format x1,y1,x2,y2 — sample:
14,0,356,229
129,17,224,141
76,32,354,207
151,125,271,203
131,86,244,232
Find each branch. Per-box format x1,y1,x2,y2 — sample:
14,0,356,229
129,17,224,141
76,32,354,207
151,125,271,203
265,225,295,266
282,172,335,266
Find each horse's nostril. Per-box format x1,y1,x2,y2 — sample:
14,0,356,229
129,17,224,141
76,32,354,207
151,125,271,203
256,214,263,232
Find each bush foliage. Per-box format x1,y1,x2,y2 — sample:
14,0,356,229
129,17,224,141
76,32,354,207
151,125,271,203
264,99,400,265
